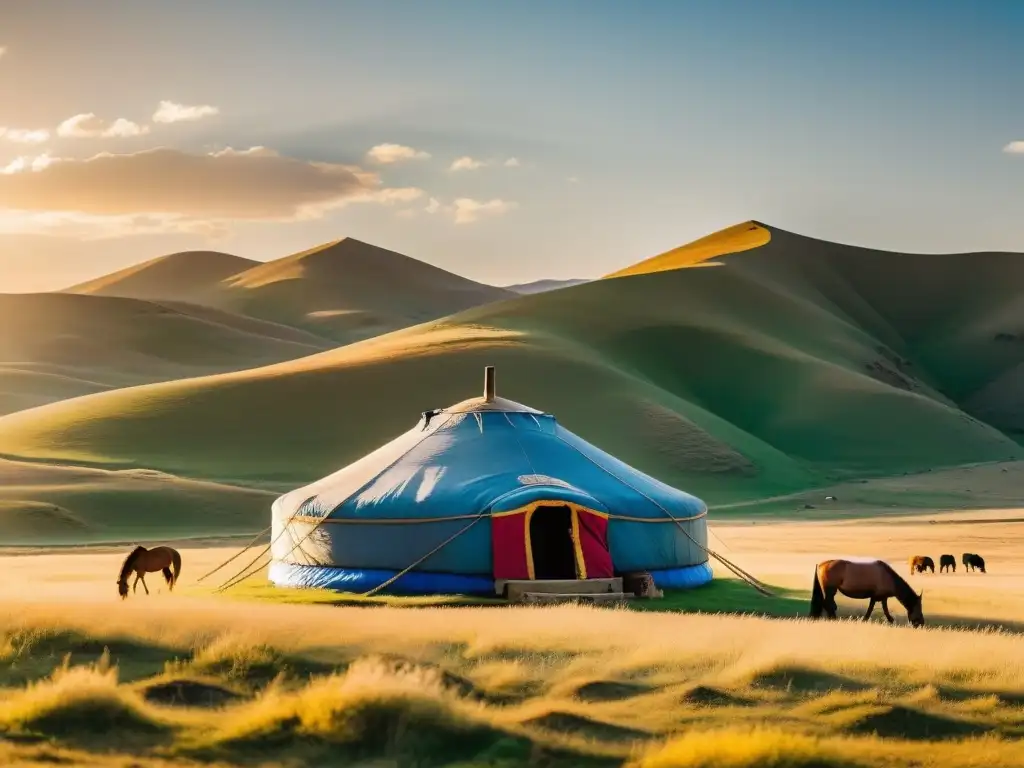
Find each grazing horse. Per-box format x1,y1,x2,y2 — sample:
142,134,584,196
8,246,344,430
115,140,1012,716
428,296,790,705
909,555,934,574
810,559,924,627
117,545,182,599
939,554,956,573
962,553,986,573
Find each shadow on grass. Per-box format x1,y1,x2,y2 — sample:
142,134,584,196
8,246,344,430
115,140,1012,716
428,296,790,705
0,629,180,686
835,704,992,741
827,607,1024,636
749,665,871,695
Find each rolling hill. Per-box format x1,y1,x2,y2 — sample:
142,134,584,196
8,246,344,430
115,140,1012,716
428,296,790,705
0,292,331,415
604,220,771,277
65,250,258,304
503,278,590,294
0,457,273,545
2,220,1023,517
67,238,517,345
212,238,517,342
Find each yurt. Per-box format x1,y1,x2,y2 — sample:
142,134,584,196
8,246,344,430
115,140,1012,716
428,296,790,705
269,367,711,596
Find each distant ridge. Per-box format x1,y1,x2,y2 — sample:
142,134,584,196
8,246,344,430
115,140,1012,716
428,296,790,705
503,278,590,295
215,237,517,343
64,237,517,346
604,221,771,278
66,250,257,304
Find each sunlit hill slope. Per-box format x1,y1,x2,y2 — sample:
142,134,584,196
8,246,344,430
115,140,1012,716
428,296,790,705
65,249,258,304
213,238,516,342
2,221,1022,512
0,292,331,416
66,239,516,345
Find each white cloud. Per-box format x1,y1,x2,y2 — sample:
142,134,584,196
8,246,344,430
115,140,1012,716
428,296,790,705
1,153,57,175
452,197,517,224
567,176,580,184
57,113,150,139
504,157,521,167
0,209,235,241
0,146,422,229
152,100,220,124
1004,141,1024,155
450,155,486,171
0,127,51,144
0,47,6,61
366,143,431,164
425,197,441,214
371,187,425,205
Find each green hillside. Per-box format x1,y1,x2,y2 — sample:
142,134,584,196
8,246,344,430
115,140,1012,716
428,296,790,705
0,292,331,415
0,458,272,545
1,222,1022,511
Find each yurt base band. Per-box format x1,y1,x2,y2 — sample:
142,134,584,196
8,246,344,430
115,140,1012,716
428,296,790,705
269,560,713,598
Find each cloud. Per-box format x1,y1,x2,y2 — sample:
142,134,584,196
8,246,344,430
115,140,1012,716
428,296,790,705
152,100,220,124
425,197,441,214
1,153,57,174
0,127,51,144
0,47,6,60
452,198,517,224
450,156,485,172
567,176,580,184
57,113,150,139
366,143,431,164
504,157,521,167
1004,141,1024,155
0,146,422,226
0,209,235,241
371,187,425,205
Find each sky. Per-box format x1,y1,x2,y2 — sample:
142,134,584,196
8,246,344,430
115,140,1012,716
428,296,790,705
1,0,1022,291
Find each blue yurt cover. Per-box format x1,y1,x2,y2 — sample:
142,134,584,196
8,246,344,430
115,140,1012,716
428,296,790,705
270,370,712,595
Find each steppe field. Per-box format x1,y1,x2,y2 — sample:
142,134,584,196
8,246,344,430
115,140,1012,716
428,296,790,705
2,222,1024,766
1,504,1023,768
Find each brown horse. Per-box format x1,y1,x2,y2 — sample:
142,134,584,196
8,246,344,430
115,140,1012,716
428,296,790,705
810,559,924,627
909,555,934,574
962,553,986,573
117,545,181,599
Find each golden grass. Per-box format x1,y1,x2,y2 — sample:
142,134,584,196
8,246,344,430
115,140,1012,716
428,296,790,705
630,727,1024,767
604,220,771,278
0,652,168,741
0,593,1022,765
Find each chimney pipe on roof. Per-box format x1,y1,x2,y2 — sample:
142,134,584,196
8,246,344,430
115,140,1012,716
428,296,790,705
483,366,495,402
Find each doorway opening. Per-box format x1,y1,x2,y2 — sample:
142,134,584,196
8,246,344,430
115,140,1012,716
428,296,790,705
528,505,578,579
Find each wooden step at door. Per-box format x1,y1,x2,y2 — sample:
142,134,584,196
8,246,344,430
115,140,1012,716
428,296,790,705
499,578,624,602
518,591,628,606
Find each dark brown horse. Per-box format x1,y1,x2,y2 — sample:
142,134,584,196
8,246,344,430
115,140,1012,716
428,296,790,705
909,555,934,574
939,554,956,573
962,553,986,573
810,559,924,627
117,545,182,599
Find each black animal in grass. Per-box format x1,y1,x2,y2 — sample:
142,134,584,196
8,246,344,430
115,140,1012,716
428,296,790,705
962,553,986,573
909,555,934,574
939,554,956,573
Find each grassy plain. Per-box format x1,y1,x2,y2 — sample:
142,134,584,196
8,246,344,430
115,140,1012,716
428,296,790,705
0,512,1021,766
